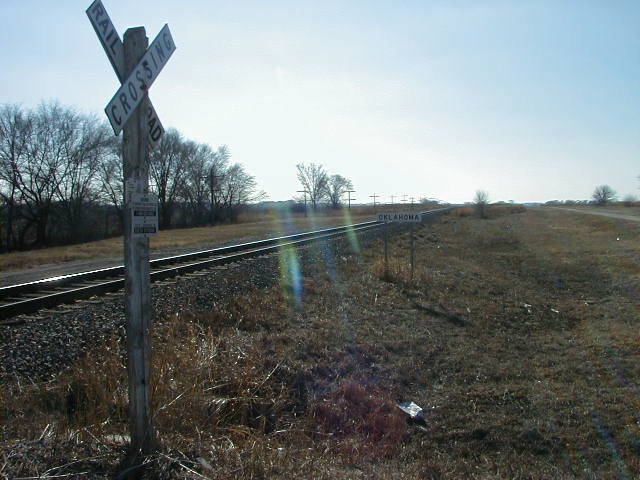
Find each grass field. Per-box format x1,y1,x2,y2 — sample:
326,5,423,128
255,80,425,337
2,206,639,478
0,204,420,272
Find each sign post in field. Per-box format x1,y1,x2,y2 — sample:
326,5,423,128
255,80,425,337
409,199,415,280
87,0,175,462
376,211,422,280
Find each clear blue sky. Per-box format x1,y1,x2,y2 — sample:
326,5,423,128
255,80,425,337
1,0,638,203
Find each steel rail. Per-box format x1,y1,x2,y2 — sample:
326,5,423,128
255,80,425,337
0,208,452,321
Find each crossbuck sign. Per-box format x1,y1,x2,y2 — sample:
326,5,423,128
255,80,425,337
86,0,175,142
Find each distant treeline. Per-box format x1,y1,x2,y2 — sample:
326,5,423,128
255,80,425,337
0,101,264,252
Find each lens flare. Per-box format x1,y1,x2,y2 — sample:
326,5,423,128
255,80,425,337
278,242,303,310
271,206,304,310
341,207,361,255
591,412,631,479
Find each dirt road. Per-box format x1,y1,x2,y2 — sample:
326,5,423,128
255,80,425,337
553,206,640,222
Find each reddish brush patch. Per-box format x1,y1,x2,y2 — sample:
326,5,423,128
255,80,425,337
313,381,407,462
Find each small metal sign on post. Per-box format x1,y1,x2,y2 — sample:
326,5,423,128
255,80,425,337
376,212,422,280
87,0,175,462
131,193,159,236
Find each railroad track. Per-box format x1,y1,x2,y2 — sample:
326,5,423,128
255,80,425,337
0,208,451,322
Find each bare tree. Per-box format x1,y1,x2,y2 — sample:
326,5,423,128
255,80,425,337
296,163,328,210
208,145,231,225
180,141,215,226
592,185,616,206
96,138,125,230
54,112,114,242
16,102,80,246
327,174,353,209
474,190,489,218
220,163,265,221
149,128,189,228
0,104,32,250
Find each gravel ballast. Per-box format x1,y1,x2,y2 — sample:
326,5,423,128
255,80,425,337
1,230,384,383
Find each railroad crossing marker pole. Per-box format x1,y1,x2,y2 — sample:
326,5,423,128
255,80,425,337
122,27,156,459
87,0,175,463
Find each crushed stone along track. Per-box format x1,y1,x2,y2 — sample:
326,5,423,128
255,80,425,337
1,209,451,382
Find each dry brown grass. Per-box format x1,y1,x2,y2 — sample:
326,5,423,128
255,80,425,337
3,206,639,478
451,203,527,219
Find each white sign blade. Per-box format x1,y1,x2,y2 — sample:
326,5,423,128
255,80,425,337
86,0,125,82
147,105,164,149
105,24,176,135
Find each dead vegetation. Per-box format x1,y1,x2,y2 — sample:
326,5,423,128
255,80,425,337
2,206,639,478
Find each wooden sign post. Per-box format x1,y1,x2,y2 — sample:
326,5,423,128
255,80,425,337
410,198,415,281
122,26,155,458
384,220,389,278
87,0,175,462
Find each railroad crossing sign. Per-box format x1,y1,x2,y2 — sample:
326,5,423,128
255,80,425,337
86,0,173,144
86,0,177,462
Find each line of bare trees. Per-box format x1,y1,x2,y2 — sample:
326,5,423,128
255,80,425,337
0,101,263,252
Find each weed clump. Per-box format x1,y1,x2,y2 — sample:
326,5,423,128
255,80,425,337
313,381,407,462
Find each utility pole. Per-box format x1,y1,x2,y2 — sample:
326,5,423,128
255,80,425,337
346,190,355,209
296,190,309,217
369,193,379,207
390,195,396,204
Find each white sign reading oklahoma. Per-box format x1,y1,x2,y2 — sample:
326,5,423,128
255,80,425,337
377,212,422,223
105,24,176,134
